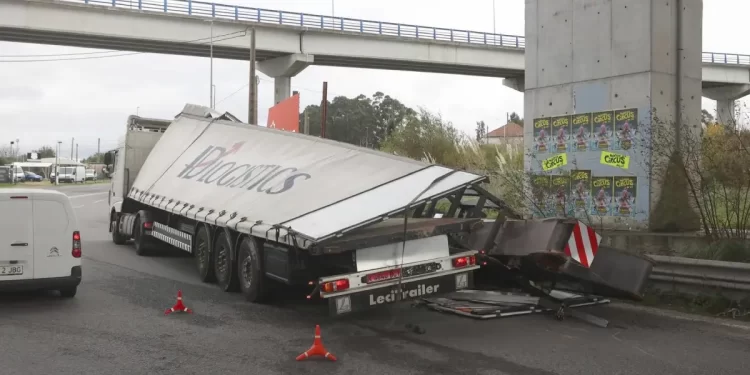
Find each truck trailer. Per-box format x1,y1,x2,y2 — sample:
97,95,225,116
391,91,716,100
105,104,501,315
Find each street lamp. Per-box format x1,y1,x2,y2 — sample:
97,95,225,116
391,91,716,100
9,141,14,184
56,141,62,186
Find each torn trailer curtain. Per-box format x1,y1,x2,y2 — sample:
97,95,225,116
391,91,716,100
128,104,488,249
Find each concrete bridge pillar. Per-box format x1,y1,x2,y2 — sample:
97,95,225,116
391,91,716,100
524,0,703,231
257,53,314,105
703,84,750,126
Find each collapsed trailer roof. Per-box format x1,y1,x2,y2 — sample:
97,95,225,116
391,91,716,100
128,104,488,249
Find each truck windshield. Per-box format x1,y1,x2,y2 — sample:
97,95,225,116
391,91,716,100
60,167,74,174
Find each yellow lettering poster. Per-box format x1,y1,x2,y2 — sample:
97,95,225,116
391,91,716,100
542,153,567,171
600,151,629,169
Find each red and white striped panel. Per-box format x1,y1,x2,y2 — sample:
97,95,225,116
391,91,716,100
563,221,601,268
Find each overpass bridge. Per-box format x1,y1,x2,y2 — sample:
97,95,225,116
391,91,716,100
1,0,748,113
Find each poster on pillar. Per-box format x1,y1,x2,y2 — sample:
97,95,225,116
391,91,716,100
267,93,300,133
614,109,638,150
591,111,614,151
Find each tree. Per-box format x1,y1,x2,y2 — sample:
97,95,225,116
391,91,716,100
82,153,104,164
0,146,12,165
299,92,415,148
33,146,56,158
509,111,523,125
475,120,487,142
701,109,715,126
381,108,487,171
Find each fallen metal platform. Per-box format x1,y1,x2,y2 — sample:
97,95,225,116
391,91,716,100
420,289,611,327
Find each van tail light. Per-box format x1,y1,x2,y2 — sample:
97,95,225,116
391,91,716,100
72,231,82,258
143,221,153,229
452,255,476,268
321,279,350,293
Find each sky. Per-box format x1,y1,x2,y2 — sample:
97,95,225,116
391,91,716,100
1,0,748,159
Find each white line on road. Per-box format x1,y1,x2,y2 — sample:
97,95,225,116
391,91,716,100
73,205,84,209
94,199,107,204
68,192,108,199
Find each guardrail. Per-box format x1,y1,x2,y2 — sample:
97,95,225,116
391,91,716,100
59,0,750,67
69,0,526,48
648,255,750,294
703,52,750,66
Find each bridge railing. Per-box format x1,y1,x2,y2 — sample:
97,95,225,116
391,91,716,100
65,0,749,66
703,52,750,65
72,0,526,48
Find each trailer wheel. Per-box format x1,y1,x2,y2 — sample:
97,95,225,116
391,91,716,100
133,216,150,256
237,236,269,303
111,213,127,245
194,225,216,283
213,230,239,293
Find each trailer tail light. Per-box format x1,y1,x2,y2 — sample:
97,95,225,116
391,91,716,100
321,279,349,293
143,221,153,229
452,255,476,268
72,231,82,258
364,268,401,284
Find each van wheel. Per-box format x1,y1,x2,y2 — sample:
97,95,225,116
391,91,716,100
213,230,239,293
133,216,150,256
111,214,127,245
59,287,77,298
237,236,269,303
194,225,216,283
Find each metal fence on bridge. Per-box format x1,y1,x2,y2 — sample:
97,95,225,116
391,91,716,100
64,0,750,66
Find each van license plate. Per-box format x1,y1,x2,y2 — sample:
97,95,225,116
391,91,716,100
0,265,23,276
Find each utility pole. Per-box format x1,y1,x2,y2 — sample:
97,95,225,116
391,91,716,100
16,139,20,162
97,138,101,155
320,82,328,138
70,137,74,160
75,144,79,162
248,28,257,124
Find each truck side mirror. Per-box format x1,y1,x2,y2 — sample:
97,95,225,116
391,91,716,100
104,152,113,166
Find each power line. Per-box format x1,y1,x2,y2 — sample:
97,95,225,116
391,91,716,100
0,30,248,62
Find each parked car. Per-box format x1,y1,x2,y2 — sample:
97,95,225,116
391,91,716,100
85,169,97,181
0,189,82,297
24,171,43,182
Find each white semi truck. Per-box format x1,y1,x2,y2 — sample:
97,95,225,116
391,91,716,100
105,104,499,315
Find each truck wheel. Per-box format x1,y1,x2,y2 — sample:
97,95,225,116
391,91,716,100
194,225,216,283
213,231,239,293
133,216,150,256
111,214,127,245
237,236,269,303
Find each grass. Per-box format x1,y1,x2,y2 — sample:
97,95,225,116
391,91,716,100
640,287,750,321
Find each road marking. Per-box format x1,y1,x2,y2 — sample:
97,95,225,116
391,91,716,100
68,192,107,199
73,205,84,209
94,199,107,204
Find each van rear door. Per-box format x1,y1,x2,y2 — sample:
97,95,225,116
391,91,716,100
32,196,76,279
0,194,34,280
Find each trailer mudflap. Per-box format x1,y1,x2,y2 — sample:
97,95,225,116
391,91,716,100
328,271,474,316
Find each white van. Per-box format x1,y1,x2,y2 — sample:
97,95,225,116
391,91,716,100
51,165,86,184
0,189,82,297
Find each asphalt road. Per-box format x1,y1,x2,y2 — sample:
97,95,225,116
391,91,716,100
1,183,749,375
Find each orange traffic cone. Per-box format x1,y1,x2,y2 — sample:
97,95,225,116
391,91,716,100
296,325,337,362
164,290,193,315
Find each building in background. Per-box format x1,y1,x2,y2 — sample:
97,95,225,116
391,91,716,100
486,122,523,147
